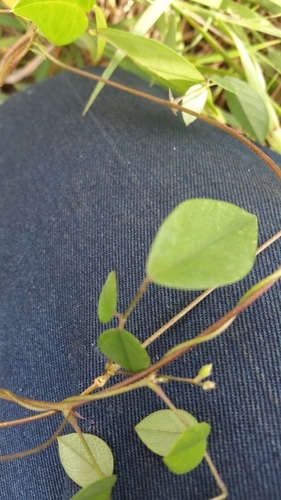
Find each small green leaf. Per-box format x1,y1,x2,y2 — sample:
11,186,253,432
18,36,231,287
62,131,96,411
57,433,114,488
98,271,117,324
13,0,96,46
225,77,268,143
198,363,213,380
146,199,257,290
135,409,198,456
98,328,150,373
181,84,208,126
97,28,204,94
163,422,210,474
71,475,117,500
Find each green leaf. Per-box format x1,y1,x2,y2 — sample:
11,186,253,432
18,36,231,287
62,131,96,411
210,75,237,94
135,409,198,456
93,5,107,62
71,476,117,500
146,199,257,290
98,328,150,373
198,363,213,379
98,271,117,324
163,422,210,474
83,0,174,114
57,433,114,488
225,77,268,143
97,28,204,94
13,0,96,46
181,84,208,126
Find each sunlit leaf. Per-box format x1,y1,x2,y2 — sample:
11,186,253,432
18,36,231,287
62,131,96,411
13,0,96,45
181,84,208,126
57,433,114,488
93,5,107,62
98,271,117,324
225,77,268,143
135,409,197,456
98,328,150,372
210,75,237,93
96,28,204,94
71,475,117,500
146,199,257,290
83,0,174,114
163,422,210,474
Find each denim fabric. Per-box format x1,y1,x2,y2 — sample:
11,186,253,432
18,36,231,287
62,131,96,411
0,68,280,500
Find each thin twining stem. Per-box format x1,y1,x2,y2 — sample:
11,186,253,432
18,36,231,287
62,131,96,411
204,451,228,500
0,409,57,428
256,229,281,255
142,229,281,349
122,276,151,324
142,287,215,348
0,417,68,462
40,49,281,181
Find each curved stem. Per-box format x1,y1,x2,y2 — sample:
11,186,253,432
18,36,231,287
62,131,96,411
142,287,215,348
204,451,228,500
39,49,281,181
0,417,68,461
0,409,57,428
122,276,150,324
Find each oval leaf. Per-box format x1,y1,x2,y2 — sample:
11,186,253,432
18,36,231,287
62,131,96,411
71,475,117,500
146,199,257,290
57,433,114,488
97,28,204,94
98,271,117,324
13,0,96,45
225,77,268,143
163,422,210,474
181,84,208,126
98,328,150,373
135,409,198,456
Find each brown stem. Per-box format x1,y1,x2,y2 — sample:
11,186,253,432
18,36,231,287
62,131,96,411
40,50,281,181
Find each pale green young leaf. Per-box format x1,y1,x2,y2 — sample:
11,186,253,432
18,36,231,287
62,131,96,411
13,0,96,45
225,77,269,143
146,199,257,290
181,84,208,126
135,409,197,457
98,271,117,324
163,422,210,474
198,363,213,379
98,328,150,373
71,475,117,500
57,433,114,488
96,28,204,94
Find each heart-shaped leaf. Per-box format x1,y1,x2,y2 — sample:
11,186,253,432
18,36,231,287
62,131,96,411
146,199,257,290
13,0,96,45
71,475,117,500
98,328,150,373
135,409,198,456
57,433,114,488
163,422,210,474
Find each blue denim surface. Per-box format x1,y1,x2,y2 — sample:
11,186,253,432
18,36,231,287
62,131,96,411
0,68,280,499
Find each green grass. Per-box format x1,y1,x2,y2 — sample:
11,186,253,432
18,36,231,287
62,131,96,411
0,0,280,151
